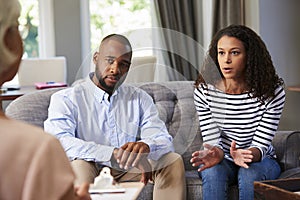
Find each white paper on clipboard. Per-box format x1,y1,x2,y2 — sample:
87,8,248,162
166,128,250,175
89,186,126,194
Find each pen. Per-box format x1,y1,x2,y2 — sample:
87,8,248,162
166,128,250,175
46,81,55,84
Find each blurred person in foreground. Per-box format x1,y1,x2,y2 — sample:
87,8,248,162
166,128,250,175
0,0,90,199
44,33,186,200
191,25,285,200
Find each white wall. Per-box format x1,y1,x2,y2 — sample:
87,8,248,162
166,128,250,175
53,0,82,85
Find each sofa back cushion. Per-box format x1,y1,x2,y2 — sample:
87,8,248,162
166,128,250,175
272,131,300,171
133,81,202,170
5,88,63,128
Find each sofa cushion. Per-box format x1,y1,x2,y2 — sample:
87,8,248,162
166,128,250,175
279,167,300,179
272,131,300,171
5,88,63,128
133,81,202,170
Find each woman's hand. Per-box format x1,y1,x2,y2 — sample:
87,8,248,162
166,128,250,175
230,141,253,168
190,143,224,172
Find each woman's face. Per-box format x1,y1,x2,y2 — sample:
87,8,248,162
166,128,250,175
217,35,247,82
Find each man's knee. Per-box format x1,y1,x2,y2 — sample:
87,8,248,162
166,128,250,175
152,152,184,171
152,152,186,197
71,159,98,184
167,152,184,170
167,153,184,172
154,152,185,179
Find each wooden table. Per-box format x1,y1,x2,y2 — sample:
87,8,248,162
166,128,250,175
254,178,300,200
0,86,37,110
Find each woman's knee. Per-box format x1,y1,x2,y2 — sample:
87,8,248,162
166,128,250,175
200,163,230,183
238,158,281,182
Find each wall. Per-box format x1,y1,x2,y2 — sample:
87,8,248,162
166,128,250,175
53,0,82,85
259,0,300,130
244,0,259,33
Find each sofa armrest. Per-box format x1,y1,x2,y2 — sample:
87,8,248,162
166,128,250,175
5,88,63,128
272,131,300,171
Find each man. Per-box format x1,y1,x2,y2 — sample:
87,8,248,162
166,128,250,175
44,34,186,200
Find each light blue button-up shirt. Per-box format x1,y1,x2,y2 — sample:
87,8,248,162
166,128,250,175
44,73,174,166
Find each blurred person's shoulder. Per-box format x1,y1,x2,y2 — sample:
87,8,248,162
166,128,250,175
0,117,65,152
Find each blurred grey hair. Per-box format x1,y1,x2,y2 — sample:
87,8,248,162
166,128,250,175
0,0,21,66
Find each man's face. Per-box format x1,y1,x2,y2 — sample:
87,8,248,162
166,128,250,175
93,39,132,94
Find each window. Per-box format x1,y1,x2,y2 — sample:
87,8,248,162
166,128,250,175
3,0,39,87
19,0,40,58
89,0,152,57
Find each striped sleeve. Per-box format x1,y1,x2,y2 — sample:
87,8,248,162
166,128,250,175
194,86,221,147
250,85,286,159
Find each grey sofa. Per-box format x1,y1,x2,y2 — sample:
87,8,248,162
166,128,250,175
5,81,300,200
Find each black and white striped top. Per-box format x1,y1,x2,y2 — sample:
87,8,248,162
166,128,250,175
194,84,286,161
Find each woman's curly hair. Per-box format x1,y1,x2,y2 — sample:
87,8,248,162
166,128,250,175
195,24,284,102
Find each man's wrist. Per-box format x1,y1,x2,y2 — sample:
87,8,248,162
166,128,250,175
111,148,118,161
110,148,119,168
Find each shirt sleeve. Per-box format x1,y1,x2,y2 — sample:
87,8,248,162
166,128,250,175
22,136,77,200
250,86,286,160
138,91,174,161
44,91,115,163
194,86,222,147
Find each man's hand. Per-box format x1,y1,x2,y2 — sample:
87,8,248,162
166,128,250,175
113,142,153,185
134,155,153,185
230,141,253,168
190,143,224,172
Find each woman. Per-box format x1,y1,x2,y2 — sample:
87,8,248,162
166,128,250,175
0,0,90,199
190,25,285,200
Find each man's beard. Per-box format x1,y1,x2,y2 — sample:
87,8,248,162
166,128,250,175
96,74,115,93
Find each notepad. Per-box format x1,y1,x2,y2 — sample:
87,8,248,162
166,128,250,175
35,82,67,89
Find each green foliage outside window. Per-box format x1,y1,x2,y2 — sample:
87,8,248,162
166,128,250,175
89,0,151,51
19,0,39,58
18,0,151,57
